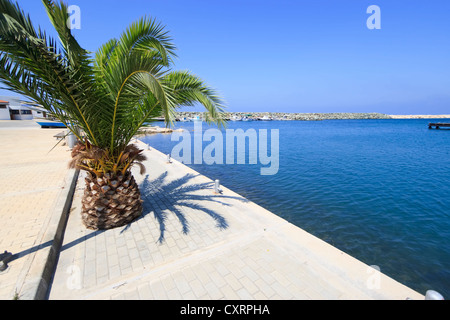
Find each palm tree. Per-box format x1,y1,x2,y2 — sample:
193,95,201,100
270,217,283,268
0,0,225,230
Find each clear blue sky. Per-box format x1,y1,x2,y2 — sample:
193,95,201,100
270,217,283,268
2,0,450,114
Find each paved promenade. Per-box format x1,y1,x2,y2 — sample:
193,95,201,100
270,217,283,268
48,139,424,300
0,121,75,300
0,122,425,300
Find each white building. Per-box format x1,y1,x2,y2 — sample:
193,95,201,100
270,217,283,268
0,96,48,120
0,99,10,120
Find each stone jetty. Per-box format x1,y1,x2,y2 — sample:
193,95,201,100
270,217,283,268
174,112,392,121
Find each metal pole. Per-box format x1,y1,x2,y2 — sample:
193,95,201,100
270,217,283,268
66,131,76,149
214,180,222,194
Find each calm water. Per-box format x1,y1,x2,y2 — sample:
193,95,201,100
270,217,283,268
140,119,450,297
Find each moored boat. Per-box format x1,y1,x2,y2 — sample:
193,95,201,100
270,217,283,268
36,120,66,128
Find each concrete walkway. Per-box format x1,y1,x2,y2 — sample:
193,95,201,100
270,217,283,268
0,120,76,300
47,139,424,300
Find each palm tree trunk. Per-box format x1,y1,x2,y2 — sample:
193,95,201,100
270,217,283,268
81,172,143,230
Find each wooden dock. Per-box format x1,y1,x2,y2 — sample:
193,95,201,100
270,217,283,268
428,123,450,129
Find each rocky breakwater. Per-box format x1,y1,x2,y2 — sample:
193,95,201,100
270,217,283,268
175,112,392,121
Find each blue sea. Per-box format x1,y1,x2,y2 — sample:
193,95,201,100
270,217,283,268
140,119,450,298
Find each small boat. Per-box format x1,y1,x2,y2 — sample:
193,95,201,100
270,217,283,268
230,116,242,121
36,121,66,128
259,116,272,121
191,115,202,122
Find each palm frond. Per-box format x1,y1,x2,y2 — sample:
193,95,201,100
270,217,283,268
114,16,176,65
162,71,227,127
0,0,112,145
0,0,226,178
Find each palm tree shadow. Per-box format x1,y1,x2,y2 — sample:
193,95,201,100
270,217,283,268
131,172,248,243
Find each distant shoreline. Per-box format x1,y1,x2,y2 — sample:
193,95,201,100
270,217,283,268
389,114,450,119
